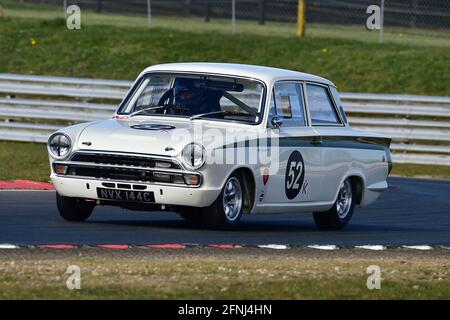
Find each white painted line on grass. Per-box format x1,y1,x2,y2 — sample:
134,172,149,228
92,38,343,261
307,245,338,250
355,245,386,251
258,244,288,250
402,245,433,250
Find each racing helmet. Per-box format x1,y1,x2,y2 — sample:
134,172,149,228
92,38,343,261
173,78,204,110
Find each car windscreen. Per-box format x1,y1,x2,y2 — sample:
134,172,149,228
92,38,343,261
119,73,265,124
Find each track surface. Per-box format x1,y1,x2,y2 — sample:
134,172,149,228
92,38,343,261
0,177,449,246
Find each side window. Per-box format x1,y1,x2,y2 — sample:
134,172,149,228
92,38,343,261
273,82,306,127
306,84,341,125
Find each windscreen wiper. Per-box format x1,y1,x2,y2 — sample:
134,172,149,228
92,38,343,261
189,110,231,120
129,105,167,118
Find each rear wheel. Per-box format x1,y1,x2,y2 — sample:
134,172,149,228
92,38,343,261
313,178,355,230
56,193,95,222
202,173,244,230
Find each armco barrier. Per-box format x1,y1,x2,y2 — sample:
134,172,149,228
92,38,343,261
0,73,449,166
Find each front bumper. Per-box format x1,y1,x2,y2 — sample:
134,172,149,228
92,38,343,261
51,174,221,208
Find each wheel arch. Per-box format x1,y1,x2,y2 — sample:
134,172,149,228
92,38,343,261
227,166,256,214
335,171,366,205
348,175,364,205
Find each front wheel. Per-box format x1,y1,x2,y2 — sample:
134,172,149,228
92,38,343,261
313,178,355,230
202,173,244,230
56,193,95,222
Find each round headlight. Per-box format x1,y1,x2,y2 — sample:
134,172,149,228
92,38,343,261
48,133,72,159
181,143,205,170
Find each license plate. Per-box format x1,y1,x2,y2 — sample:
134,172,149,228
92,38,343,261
96,188,155,203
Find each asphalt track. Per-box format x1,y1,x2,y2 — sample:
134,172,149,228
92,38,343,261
0,177,449,246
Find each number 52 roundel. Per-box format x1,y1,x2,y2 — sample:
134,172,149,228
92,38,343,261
285,151,305,200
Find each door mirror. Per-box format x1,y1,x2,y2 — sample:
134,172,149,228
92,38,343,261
271,116,283,128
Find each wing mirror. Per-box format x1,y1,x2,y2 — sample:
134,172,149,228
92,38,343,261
271,116,283,128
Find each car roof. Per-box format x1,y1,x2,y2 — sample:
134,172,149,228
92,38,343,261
141,63,335,87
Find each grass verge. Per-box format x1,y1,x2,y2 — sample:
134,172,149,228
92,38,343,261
2,0,449,47
0,141,49,181
391,163,450,180
0,9,449,95
0,249,449,299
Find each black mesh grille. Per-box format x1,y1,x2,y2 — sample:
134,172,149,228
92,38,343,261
74,167,147,182
67,166,185,185
70,153,180,169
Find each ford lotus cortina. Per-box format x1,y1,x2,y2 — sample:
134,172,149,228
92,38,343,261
48,63,392,229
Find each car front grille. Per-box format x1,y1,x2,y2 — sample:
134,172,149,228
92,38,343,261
53,151,201,187
70,152,180,169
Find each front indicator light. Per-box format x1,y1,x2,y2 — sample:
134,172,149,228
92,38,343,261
54,164,68,175
184,174,200,186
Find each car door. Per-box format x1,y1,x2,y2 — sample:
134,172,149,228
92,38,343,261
304,83,349,202
263,81,323,204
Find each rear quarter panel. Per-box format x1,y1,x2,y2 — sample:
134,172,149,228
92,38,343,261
315,127,391,206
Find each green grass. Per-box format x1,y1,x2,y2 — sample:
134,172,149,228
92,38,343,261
391,163,450,179
0,5,449,95
0,141,50,181
0,254,449,299
0,141,449,181
2,0,449,47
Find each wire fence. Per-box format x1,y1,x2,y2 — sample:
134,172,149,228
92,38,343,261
21,0,450,38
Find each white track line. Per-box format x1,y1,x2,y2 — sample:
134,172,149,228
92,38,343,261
0,244,20,249
258,244,288,250
0,243,445,250
307,245,338,250
402,245,433,250
355,245,386,251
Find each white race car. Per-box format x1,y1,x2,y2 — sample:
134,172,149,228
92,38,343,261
48,63,392,229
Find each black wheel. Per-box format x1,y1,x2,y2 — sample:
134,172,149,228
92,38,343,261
202,173,244,230
56,193,95,222
313,178,355,230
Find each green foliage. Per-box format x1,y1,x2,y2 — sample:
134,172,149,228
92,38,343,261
0,17,448,95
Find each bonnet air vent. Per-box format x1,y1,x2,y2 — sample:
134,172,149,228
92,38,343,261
130,124,176,131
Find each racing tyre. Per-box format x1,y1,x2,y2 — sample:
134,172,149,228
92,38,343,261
56,193,95,222
202,173,244,230
313,178,355,230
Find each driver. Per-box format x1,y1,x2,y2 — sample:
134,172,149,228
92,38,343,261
158,78,222,116
173,78,208,115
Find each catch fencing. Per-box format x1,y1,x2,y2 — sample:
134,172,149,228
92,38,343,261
21,0,450,37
